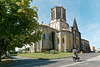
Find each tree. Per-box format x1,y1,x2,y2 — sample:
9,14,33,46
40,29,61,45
0,0,41,61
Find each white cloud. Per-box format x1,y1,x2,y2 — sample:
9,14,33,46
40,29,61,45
92,30,100,42
81,23,100,49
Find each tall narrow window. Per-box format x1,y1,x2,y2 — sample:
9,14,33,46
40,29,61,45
58,11,60,18
57,8,61,18
63,13,65,19
63,10,66,20
63,38,64,43
43,34,45,39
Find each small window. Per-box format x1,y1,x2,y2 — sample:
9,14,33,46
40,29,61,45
63,38,64,43
43,34,45,39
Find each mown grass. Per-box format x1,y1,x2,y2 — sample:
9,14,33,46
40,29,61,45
17,52,74,59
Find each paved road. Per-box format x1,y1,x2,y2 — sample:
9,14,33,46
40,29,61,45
63,53,100,67
7,53,100,67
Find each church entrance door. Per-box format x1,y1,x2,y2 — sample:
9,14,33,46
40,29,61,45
51,32,55,49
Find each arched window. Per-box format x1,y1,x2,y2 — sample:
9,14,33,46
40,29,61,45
58,11,60,18
57,8,61,18
43,34,45,39
63,38,64,43
63,12,65,19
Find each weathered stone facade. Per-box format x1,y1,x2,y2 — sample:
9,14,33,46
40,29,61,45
30,6,90,52
81,39,91,52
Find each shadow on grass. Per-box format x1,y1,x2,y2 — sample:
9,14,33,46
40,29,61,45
0,59,15,67
10,54,18,56
8,57,58,67
37,58,49,60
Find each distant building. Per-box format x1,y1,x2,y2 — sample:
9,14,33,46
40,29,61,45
81,39,91,52
91,46,95,52
97,48,100,52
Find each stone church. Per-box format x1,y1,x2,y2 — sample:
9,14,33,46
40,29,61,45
30,6,87,53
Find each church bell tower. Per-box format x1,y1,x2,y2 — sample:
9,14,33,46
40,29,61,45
51,6,66,23
50,6,69,30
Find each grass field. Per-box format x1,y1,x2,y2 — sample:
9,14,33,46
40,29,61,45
17,52,74,59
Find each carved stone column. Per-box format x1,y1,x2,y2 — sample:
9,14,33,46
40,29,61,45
64,35,67,52
39,39,42,52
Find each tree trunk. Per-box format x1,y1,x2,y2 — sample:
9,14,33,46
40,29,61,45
0,56,1,62
0,54,2,62
5,51,9,58
0,51,4,62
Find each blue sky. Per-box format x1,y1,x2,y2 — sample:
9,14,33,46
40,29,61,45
30,0,100,50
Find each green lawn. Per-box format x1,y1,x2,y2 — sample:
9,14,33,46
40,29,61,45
17,52,74,59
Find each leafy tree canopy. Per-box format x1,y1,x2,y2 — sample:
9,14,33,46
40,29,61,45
0,0,41,59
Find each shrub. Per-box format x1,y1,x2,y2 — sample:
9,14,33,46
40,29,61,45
44,51,50,54
50,50,58,54
46,51,50,54
44,50,58,54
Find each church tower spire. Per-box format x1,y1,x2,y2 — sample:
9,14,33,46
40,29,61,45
73,18,79,32
73,18,81,51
